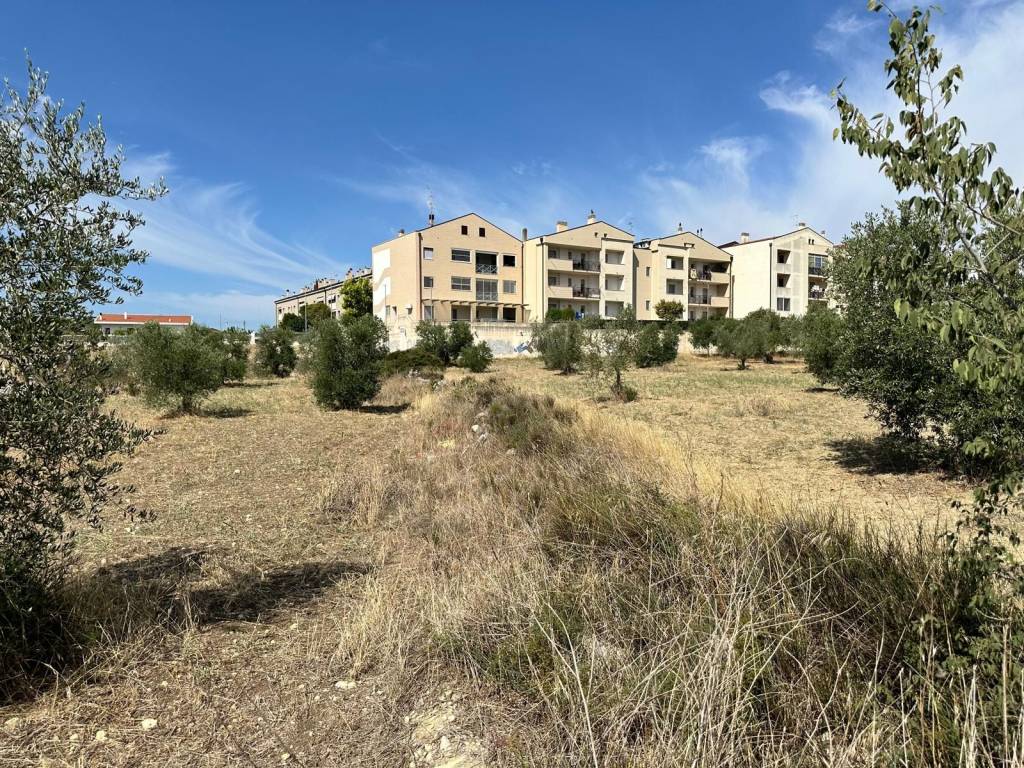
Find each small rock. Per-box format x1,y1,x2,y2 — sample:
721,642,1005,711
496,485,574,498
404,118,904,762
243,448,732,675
95,730,108,742
141,718,158,731
471,424,480,434
505,448,515,455
233,469,240,474
4,716,21,731
334,680,357,690
288,622,299,630
439,735,452,751
70,734,80,742
281,752,291,762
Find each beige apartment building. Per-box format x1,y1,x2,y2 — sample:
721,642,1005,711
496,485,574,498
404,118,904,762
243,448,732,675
372,213,524,324
275,268,371,324
634,227,733,320
720,225,832,317
522,212,634,321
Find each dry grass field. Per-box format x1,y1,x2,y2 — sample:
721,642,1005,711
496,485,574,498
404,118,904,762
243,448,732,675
479,354,968,530
0,355,982,766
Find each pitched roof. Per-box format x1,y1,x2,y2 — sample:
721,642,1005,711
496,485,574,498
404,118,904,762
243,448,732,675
96,313,192,325
718,226,832,249
532,219,633,240
375,212,523,246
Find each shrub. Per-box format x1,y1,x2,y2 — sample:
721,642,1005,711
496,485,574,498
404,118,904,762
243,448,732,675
654,300,686,321
798,304,843,385
279,312,306,333
458,340,493,372
713,317,763,370
221,327,250,382
688,317,719,355
634,322,680,368
255,325,298,378
545,307,575,322
744,308,785,363
415,320,475,366
309,315,388,410
582,305,640,400
380,347,445,379
127,323,225,413
302,302,332,328
531,320,582,373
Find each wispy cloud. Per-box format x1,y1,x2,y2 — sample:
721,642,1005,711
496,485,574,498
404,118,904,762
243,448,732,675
113,289,278,329
121,153,344,291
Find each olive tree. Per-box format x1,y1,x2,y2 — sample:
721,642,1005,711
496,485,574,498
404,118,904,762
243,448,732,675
1,61,162,665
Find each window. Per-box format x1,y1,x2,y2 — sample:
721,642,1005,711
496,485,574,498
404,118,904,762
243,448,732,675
423,276,434,288
423,247,433,260
548,247,558,259
605,250,624,265
809,238,816,245
460,225,468,235
645,266,651,277
452,276,471,291
502,280,516,294
776,297,791,312
548,273,558,286
503,253,516,267
645,300,651,310
328,295,336,304
476,279,498,301
423,305,434,321
808,254,828,275
478,227,486,237
777,249,790,264
451,249,471,262
777,274,789,287
502,307,517,322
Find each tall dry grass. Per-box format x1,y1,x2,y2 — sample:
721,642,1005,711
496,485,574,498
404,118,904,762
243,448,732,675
320,377,1024,767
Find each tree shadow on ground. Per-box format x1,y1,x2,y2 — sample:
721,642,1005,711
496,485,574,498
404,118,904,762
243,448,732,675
223,381,278,388
201,406,254,419
826,435,943,476
359,403,411,415
3,548,369,705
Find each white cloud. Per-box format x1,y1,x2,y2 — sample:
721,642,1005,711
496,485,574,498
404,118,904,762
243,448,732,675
639,1,1024,244
122,155,346,291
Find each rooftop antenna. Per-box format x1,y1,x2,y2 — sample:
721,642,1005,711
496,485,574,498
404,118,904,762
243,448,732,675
427,188,435,227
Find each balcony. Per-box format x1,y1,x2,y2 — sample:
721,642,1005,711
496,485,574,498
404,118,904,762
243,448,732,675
475,263,498,275
688,295,712,306
710,296,730,309
809,289,827,302
572,287,600,299
548,253,600,272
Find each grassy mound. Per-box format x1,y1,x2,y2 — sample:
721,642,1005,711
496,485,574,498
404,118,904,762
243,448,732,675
322,378,1023,766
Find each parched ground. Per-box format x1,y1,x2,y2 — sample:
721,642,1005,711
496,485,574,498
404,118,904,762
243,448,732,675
479,355,968,530
0,357,967,766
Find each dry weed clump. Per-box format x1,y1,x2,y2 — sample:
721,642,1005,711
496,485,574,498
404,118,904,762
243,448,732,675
321,377,1024,767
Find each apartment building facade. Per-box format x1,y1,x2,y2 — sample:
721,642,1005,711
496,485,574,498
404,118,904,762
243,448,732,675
275,268,371,324
372,213,524,324
720,225,833,317
522,212,634,321
634,228,733,320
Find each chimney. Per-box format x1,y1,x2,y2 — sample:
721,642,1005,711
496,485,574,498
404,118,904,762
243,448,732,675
798,221,807,228
586,209,596,224
677,222,683,233
398,228,405,236
555,220,568,232
428,213,435,227
123,311,128,320
521,227,528,240
740,232,749,244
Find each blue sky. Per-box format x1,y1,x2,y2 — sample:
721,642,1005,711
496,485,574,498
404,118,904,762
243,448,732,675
3,0,1022,327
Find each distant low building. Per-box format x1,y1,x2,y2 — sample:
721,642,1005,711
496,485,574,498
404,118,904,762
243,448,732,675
95,312,193,336
274,267,371,326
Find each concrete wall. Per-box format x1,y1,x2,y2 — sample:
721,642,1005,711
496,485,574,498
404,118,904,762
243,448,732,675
385,316,535,357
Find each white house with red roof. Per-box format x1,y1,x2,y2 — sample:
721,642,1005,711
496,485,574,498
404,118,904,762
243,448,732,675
94,312,193,336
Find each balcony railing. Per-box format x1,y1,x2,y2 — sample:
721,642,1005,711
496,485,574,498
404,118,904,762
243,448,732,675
572,260,600,272
476,290,499,301
573,287,600,298
809,291,827,301
689,295,711,305
475,263,498,274
809,266,826,276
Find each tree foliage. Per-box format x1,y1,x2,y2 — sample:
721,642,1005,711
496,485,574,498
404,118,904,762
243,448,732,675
1,61,161,672
531,320,583,373
654,300,686,321
688,317,720,355
582,306,640,400
221,327,250,382
128,324,225,413
414,320,474,366
458,340,493,372
279,312,305,333
796,303,844,386
255,325,298,378
309,315,388,410
633,322,680,368
340,276,372,319
302,301,331,328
